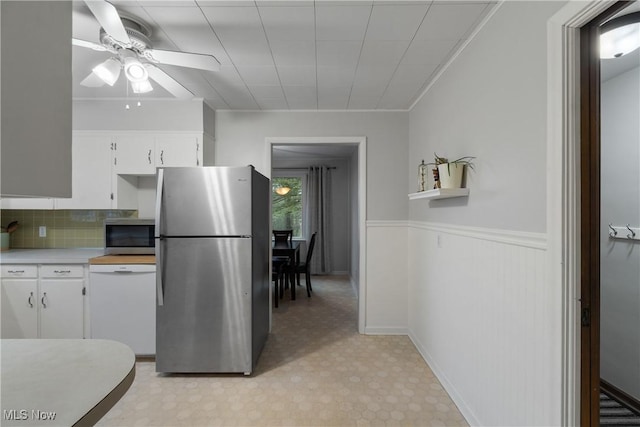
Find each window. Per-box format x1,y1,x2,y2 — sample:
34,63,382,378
272,176,303,238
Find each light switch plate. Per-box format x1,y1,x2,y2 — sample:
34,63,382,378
39,226,46,237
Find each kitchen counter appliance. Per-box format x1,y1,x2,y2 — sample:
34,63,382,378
89,263,156,355
155,166,269,374
104,218,155,255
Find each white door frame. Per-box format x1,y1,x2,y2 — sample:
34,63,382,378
265,136,367,334
547,1,618,425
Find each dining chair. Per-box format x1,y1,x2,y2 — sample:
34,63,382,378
273,229,293,244
272,256,289,308
292,232,316,298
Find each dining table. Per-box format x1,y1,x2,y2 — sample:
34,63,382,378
272,240,300,300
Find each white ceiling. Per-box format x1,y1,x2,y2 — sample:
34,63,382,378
72,0,497,110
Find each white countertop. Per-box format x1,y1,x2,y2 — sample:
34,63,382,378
1,339,135,426
0,248,105,264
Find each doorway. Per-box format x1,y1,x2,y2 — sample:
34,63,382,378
265,137,367,333
580,2,640,425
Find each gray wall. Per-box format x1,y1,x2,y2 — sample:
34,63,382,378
1,2,72,197
408,1,562,233
600,65,640,400
214,111,409,221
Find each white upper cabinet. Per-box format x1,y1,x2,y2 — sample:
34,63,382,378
1,2,72,198
155,135,202,168
113,136,156,175
114,134,203,175
0,198,55,210
1,132,206,210
55,136,113,210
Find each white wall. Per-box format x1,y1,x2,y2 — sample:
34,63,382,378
350,151,360,292
600,65,640,400
73,99,206,132
408,1,566,425
215,111,409,331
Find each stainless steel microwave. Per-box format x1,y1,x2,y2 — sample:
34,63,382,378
104,218,155,255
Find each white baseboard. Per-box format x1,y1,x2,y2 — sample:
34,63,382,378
365,327,408,335
408,331,480,426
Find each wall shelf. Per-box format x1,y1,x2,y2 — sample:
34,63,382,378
408,188,470,200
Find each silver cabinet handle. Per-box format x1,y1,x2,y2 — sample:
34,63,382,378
7,270,25,274
160,150,164,165
28,292,34,308
196,143,200,166
41,292,48,308
53,270,71,274
148,149,152,164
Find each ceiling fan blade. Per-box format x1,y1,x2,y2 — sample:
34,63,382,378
84,0,131,46
146,49,221,72
146,65,193,99
72,38,108,51
80,72,107,87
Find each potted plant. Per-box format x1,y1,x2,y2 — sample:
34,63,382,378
431,153,474,189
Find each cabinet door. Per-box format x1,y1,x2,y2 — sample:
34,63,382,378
1,279,38,338
155,135,201,168
113,136,155,175
55,136,113,209
39,279,84,339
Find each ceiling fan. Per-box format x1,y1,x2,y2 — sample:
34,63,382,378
73,0,220,98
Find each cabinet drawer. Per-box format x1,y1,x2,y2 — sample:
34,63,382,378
40,265,84,278
1,265,38,278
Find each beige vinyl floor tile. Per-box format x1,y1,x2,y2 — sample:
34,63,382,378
98,276,467,427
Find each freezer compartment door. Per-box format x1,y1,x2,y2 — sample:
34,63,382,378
156,237,253,373
158,167,253,237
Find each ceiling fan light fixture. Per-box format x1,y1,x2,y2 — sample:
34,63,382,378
92,58,121,86
131,78,153,94
600,12,640,59
124,57,148,82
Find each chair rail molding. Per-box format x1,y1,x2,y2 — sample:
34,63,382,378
366,220,409,228
408,221,547,250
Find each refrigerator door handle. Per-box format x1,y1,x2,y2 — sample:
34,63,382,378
155,168,164,238
156,237,164,306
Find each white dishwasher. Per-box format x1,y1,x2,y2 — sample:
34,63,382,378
89,264,156,356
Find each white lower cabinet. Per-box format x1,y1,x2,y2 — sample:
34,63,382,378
1,265,85,339
55,136,114,210
1,266,39,338
39,266,85,338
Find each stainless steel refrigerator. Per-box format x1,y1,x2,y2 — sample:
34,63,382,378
154,166,269,374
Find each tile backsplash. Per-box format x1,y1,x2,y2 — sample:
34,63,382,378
0,210,137,249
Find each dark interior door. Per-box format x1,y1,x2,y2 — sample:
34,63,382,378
579,2,634,425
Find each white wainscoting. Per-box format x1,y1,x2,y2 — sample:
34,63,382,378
365,221,409,335
407,222,560,426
